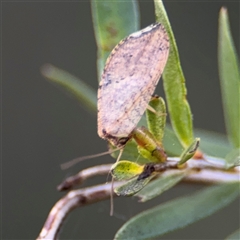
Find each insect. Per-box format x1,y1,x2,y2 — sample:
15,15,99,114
110,96,200,197
61,23,169,170
98,22,170,149
110,96,169,196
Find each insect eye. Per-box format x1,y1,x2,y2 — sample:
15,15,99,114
117,137,130,146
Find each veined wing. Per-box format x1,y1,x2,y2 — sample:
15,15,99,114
98,23,169,139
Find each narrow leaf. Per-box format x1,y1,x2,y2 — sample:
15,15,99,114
115,183,239,240
91,0,139,78
111,160,144,180
114,174,155,197
163,125,183,156
218,7,240,148
225,228,240,240
146,96,166,143
41,64,97,112
224,148,240,169
154,0,194,148
135,169,188,202
178,138,200,165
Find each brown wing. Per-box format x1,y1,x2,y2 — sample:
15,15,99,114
98,23,169,140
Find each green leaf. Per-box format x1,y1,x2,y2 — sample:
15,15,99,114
225,228,240,240
146,96,166,143
218,7,240,148
114,174,156,197
111,160,144,180
135,169,188,202
163,126,231,158
115,183,239,240
91,0,140,79
154,0,194,148
41,64,97,112
162,125,183,156
224,148,240,169
178,138,200,165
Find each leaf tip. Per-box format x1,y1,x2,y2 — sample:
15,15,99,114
220,6,228,15
40,63,54,77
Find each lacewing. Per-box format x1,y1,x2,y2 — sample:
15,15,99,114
98,23,169,148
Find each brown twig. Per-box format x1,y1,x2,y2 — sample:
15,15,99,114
37,156,239,239
57,164,113,191
37,181,124,240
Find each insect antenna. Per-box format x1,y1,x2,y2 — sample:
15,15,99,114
60,148,121,170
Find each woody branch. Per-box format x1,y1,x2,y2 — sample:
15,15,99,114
37,156,239,240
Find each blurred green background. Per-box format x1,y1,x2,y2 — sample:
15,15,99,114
2,1,239,239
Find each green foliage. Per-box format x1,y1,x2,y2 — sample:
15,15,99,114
111,161,144,181
226,228,240,240
178,138,200,165
224,148,240,169
41,64,97,113
154,0,194,148
146,96,166,143
218,7,240,149
41,0,240,239
114,174,155,197
115,183,239,240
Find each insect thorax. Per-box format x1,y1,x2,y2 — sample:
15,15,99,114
101,129,131,148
